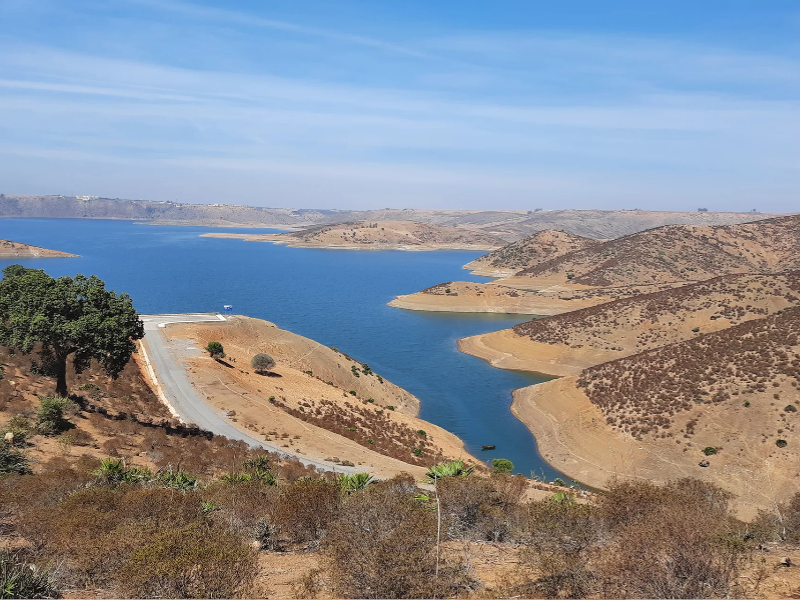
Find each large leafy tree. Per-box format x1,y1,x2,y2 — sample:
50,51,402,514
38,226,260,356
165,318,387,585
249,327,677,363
0,265,144,397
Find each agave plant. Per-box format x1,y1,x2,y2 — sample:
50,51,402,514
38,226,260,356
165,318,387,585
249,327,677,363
425,459,474,483
221,471,253,485
251,468,277,486
92,458,127,484
122,466,153,484
242,455,271,471
336,472,373,493
156,469,198,492
0,552,59,600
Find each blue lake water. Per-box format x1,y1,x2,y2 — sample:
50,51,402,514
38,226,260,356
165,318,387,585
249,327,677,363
0,218,564,480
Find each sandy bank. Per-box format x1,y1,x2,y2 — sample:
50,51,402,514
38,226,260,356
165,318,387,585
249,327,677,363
0,239,77,258
512,378,794,517
389,281,606,315
458,329,619,377
161,315,478,479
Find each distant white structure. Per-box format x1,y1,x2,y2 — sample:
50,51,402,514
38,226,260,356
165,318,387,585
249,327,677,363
76,195,99,201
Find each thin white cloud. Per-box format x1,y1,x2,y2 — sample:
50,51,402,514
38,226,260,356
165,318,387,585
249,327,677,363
126,0,438,61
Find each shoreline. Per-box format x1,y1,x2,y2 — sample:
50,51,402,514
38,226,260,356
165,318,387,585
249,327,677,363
149,314,482,479
456,325,795,517
200,232,500,251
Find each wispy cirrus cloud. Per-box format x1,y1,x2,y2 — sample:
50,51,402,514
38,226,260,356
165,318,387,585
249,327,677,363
0,1,799,209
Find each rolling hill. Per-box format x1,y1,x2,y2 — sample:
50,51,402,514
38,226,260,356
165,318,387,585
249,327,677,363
203,220,507,250
516,214,800,287
463,229,600,276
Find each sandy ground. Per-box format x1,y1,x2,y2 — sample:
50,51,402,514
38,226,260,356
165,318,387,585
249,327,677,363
389,280,610,315
0,239,77,257
458,329,619,377
160,316,478,479
511,377,800,518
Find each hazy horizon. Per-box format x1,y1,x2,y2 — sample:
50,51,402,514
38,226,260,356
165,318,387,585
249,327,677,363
1,1,799,212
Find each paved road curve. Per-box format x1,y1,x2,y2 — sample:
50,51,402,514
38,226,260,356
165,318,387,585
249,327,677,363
140,313,356,474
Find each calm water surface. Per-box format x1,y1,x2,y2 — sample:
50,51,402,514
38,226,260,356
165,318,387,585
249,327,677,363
0,218,564,480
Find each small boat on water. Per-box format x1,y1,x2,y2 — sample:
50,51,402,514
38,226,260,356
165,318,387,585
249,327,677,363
481,445,496,451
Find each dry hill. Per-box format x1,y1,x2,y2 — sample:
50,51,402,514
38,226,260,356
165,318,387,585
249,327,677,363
517,214,800,287
1,194,776,239
459,272,800,376
393,213,800,315
508,306,800,514
0,239,77,258
463,230,600,276
203,220,506,251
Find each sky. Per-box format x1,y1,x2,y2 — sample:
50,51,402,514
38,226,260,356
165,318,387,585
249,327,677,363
0,1,799,211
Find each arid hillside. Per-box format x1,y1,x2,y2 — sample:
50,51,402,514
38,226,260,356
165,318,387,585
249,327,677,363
0,239,77,258
463,229,600,276
506,306,800,514
516,271,800,355
517,214,800,287
458,272,800,377
159,316,477,476
203,220,506,250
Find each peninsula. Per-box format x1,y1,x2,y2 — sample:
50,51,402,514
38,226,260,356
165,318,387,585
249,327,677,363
391,214,800,315
202,220,507,251
0,239,77,258
148,314,479,478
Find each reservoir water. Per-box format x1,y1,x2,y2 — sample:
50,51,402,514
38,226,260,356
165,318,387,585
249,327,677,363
0,218,564,480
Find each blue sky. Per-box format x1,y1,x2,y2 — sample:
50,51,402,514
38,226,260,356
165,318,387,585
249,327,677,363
1,0,799,211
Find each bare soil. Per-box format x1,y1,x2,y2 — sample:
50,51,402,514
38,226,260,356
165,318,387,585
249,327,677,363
161,316,478,478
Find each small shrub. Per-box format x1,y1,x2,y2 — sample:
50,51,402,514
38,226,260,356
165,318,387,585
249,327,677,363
36,396,77,436
366,398,375,403
416,429,426,437
491,458,514,474
412,447,423,457
776,439,788,448
348,390,356,396
1,415,32,447
205,341,225,359
0,551,60,599
703,447,718,456
0,441,31,476
387,405,395,411
785,404,797,413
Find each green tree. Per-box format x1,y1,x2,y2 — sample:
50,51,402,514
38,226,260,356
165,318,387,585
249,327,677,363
0,265,143,398
205,341,225,359
250,353,275,374
491,458,514,474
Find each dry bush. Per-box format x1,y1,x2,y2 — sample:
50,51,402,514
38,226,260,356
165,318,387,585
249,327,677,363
269,478,341,550
595,478,745,599
324,480,472,599
118,522,258,599
507,496,601,599
438,475,523,543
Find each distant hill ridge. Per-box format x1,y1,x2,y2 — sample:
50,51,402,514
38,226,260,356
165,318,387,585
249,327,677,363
0,194,778,241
